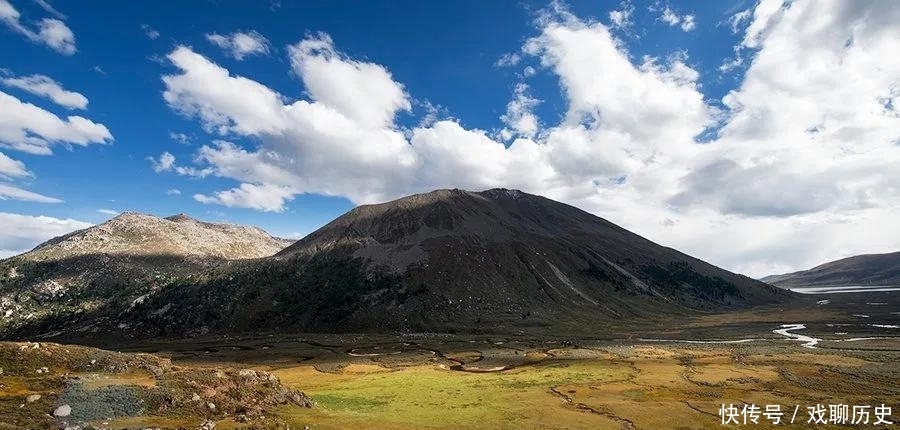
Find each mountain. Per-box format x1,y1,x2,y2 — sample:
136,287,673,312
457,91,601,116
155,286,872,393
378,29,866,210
0,212,292,337
1,189,789,340
23,212,293,261
762,251,900,288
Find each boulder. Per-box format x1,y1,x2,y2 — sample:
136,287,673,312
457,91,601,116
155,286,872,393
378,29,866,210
53,404,71,417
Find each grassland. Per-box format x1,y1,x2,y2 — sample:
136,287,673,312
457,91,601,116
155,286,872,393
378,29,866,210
265,343,897,430
1,291,898,429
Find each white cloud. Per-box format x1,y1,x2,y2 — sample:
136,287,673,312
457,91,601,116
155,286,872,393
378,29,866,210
206,30,270,60
740,0,786,49
718,55,743,73
287,33,412,129
35,17,73,53
169,131,190,144
96,208,118,215
658,5,696,32
157,1,900,278
194,183,294,212
496,53,521,67
162,47,288,135
149,150,213,177
728,8,752,34
0,212,91,258
0,0,75,54
0,151,30,179
140,23,159,39
0,90,112,154
148,151,175,172
165,188,181,195
608,1,634,29
0,183,61,203
1,73,88,109
499,83,540,140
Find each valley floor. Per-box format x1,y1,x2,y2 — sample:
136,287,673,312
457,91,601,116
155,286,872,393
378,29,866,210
2,291,898,429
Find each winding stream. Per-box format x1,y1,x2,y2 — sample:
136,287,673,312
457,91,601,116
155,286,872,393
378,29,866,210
772,323,821,348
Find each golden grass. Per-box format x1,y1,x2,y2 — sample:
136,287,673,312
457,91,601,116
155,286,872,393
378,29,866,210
272,346,897,430
74,371,157,390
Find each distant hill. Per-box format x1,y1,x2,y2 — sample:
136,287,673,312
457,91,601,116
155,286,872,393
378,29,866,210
762,251,900,288
0,213,292,337
1,189,790,340
23,212,293,261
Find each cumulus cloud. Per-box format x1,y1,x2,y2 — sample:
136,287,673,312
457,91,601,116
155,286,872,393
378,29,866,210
162,47,288,135
287,33,412,128
0,0,75,54
0,183,61,203
155,1,900,277
0,91,112,154
499,83,540,140
0,212,91,258
1,73,88,109
194,183,295,212
206,30,270,60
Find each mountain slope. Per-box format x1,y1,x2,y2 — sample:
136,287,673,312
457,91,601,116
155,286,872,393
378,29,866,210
0,213,292,336
2,189,789,340
103,188,788,338
762,251,900,288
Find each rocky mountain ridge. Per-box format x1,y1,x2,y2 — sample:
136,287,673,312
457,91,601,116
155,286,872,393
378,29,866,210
26,211,293,261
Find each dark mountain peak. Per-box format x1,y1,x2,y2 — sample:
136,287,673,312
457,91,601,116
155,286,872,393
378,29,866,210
165,213,196,223
480,187,526,199
278,188,574,259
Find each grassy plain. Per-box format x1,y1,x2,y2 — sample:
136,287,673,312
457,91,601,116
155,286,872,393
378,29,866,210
2,291,898,429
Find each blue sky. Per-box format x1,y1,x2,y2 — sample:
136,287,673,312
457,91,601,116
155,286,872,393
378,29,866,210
2,0,899,277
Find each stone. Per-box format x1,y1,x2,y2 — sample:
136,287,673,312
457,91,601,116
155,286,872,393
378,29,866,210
53,404,71,417
26,394,41,403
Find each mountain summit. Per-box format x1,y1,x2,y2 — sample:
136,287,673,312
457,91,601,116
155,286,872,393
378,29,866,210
27,211,292,261
1,190,789,339
253,188,787,332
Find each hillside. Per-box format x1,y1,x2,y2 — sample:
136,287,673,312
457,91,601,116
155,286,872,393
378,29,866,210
762,251,900,288
23,212,293,261
0,212,292,337
1,189,790,340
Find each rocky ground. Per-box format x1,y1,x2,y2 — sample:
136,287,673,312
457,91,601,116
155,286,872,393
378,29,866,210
0,342,312,430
